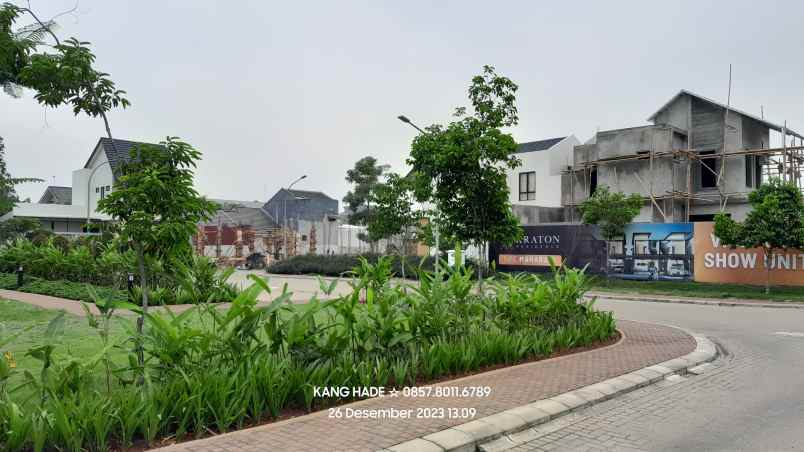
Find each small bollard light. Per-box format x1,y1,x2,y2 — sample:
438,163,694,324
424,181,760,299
127,273,135,299
16,266,23,288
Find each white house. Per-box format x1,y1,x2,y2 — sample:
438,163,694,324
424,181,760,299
1,138,153,235
507,135,580,207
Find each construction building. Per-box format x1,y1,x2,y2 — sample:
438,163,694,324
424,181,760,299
561,90,804,223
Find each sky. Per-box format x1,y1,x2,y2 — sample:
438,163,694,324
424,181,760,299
3,0,803,206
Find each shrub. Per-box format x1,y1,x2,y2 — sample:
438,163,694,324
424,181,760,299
0,272,127,303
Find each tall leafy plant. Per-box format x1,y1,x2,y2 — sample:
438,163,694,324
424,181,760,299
97,138,216,367
407,65,523,288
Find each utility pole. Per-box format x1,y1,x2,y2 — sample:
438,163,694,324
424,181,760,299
398,114,441,276
283,175,307,259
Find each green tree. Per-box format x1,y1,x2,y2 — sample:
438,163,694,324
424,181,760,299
97,138,216,367
579,186,642,276
407,65,523,286
343,156,388,252
1,3,129,137
367,172,418,279
0,136,41,214
714,178,804,294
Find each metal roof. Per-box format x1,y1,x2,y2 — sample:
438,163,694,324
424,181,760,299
38,186,72,205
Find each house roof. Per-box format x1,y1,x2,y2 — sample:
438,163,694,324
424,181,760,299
515,137,566,154
204,198,276,229
285,189,336,201
38,186,72,205
648,89,803,139
83,138,160,174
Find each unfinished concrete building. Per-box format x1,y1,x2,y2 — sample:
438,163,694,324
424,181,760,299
562,90,804,222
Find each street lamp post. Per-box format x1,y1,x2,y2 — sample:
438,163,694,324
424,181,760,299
397,114,440,276
86,160,112,232
283,175,307,259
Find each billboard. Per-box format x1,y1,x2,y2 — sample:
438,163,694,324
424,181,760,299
490,224,602,273
693,222,804,286
491,223,694,281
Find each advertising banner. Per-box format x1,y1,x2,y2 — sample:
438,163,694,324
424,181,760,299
490,224,602,273
491,223,694,281
693,222,804,286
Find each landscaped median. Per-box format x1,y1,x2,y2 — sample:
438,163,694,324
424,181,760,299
153,321,702,452
1,258,615,451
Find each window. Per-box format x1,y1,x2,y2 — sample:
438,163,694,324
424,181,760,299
633,233,651,255
95,187,100,193
590,167,598,195
745,155,753,188
700,151,718,188
518,171,536,201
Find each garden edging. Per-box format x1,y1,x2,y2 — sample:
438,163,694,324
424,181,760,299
383,329,718,452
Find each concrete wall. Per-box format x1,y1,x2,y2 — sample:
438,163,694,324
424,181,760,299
507,136,579,207
72,144,114,216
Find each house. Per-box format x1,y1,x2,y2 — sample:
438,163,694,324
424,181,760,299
264,188,339,226
510,136,579,207
562,90,803,223
0,137,154,234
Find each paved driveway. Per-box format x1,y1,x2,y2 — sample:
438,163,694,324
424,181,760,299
497,296,804,451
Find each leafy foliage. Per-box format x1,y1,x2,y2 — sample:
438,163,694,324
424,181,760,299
579,186,643,241
0,137,42,217
0,261,615,450
267,253,435,279
97,138,216,264
407,65,523,260
714,178,804,293
343,156,389,226
1,3,129,132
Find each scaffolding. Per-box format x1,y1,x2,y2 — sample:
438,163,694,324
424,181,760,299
564,140,804,222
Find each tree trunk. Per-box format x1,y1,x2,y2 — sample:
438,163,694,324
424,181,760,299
135,242,148,369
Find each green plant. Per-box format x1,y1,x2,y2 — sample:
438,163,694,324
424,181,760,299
407,66,525,288
579,186,643,277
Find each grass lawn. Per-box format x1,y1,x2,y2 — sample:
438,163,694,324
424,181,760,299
588,277,804,302
0,299,133,401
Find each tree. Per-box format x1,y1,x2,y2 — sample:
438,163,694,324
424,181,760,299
97,138,217,367
343,156,388,252
343,156,388,225
0,136,41,215
1,3,129,137
579,186,642,276
367,172,418,279
714,178,804,294
0,136,43,242
407,65,523,286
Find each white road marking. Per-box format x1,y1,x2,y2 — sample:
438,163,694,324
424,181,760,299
773,332,804,337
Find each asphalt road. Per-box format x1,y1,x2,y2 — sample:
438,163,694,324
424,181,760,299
491,297,804,452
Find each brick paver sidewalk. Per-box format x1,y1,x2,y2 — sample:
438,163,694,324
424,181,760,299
155,320,694,452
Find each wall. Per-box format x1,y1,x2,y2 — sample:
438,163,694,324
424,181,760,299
507,136,579,207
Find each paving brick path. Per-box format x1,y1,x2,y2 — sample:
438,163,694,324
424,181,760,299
155,320,694,452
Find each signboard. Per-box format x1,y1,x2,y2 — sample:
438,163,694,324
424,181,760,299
693,222,804,286
490,225,602,273
491,223,693,280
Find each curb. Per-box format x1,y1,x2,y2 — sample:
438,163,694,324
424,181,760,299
381,331,718,452
586,292,804,309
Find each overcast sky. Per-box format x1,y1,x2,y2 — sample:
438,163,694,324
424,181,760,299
3,0,803,206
